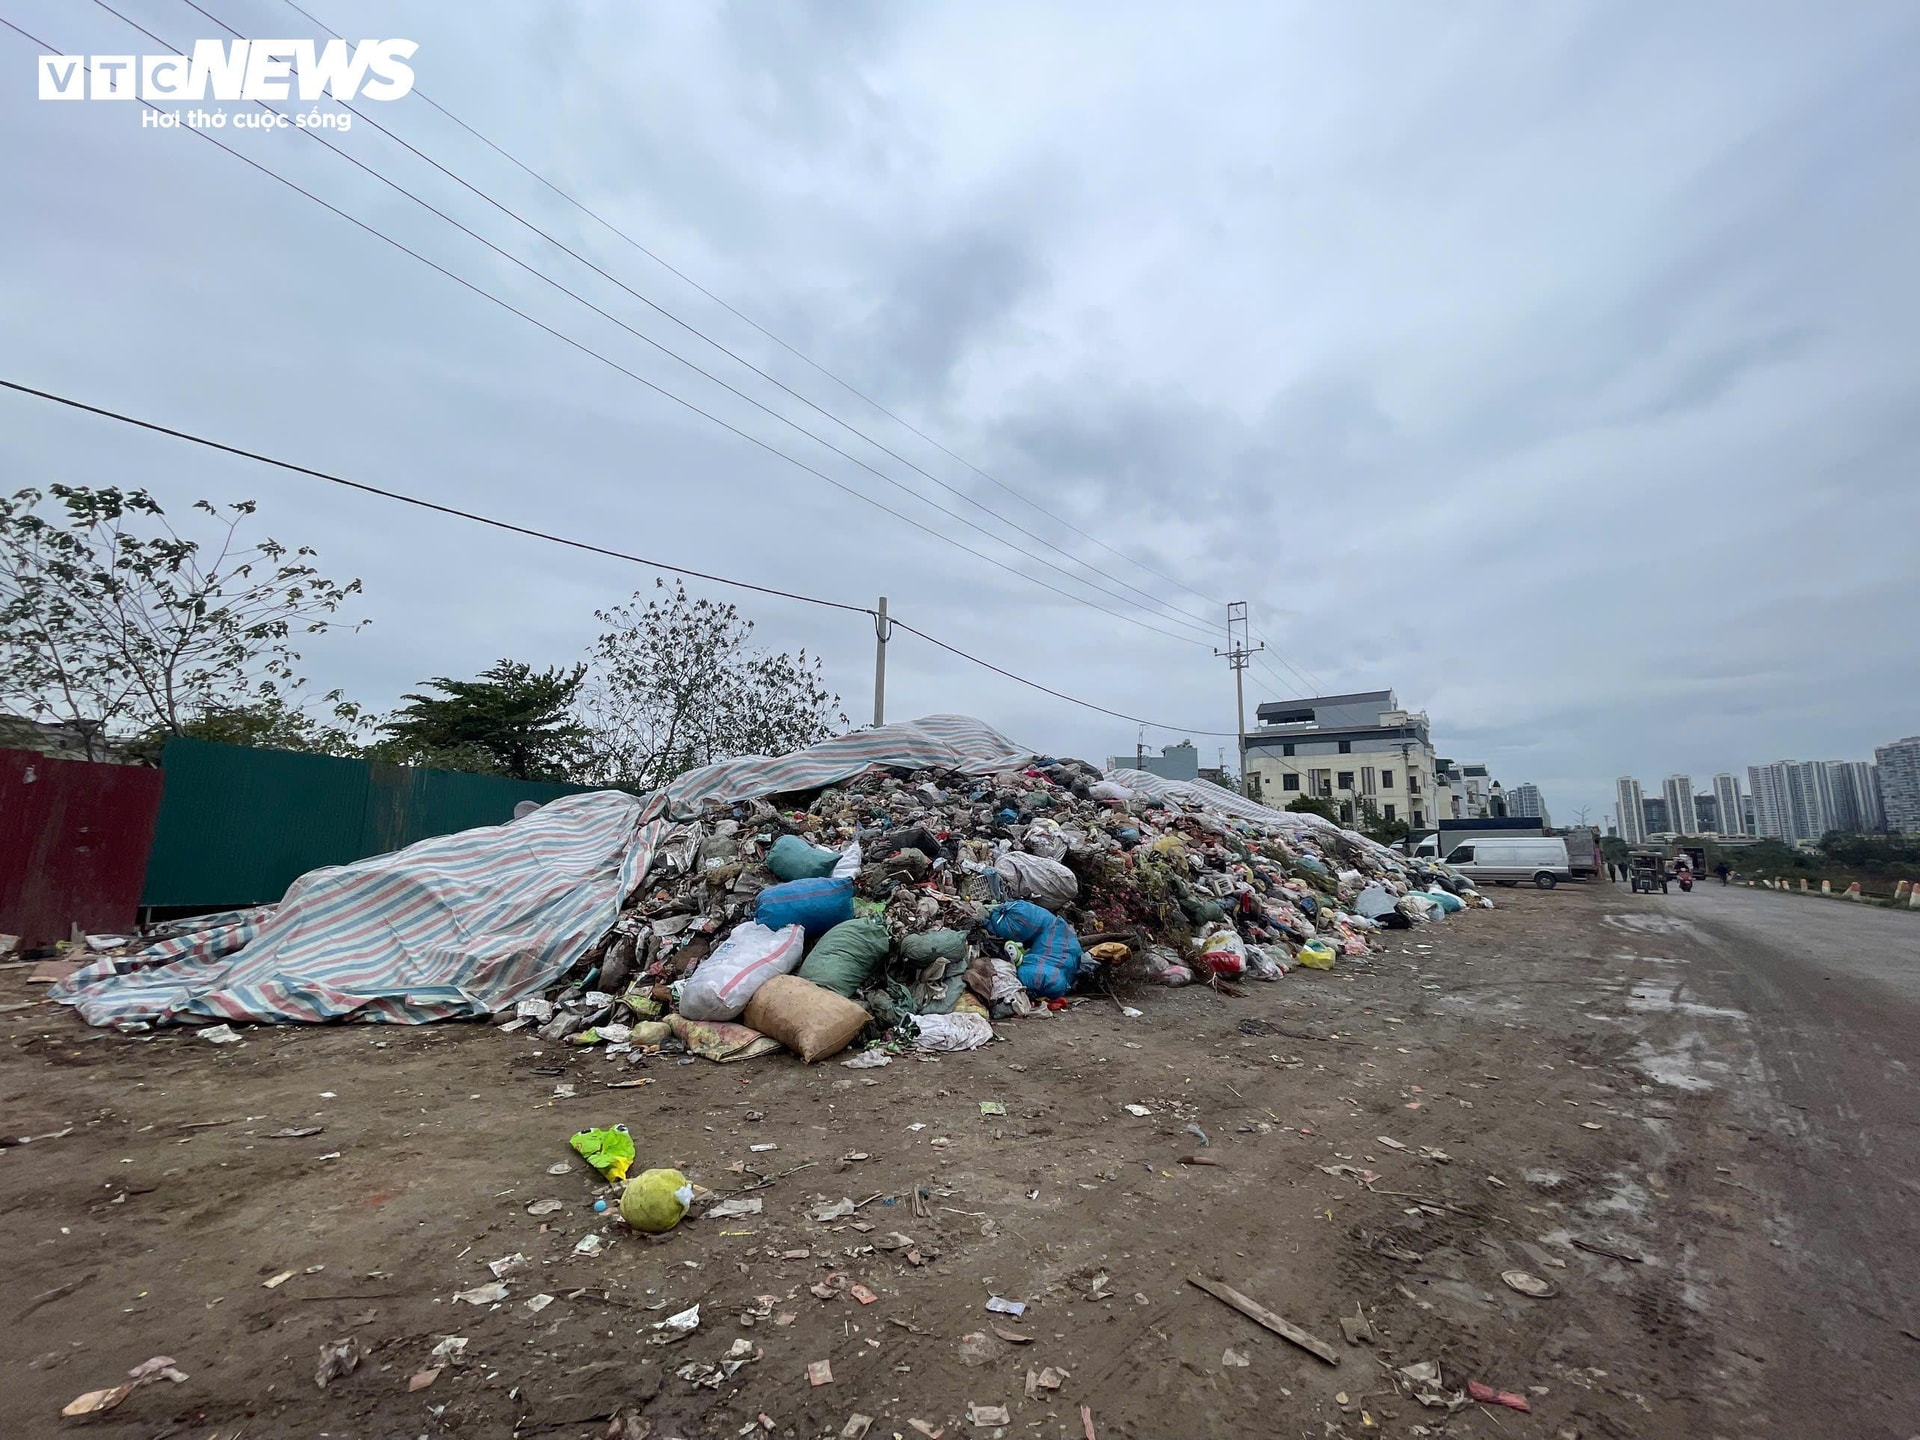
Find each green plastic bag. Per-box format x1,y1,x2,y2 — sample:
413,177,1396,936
768,833,841,882
798,917,892,998
899,929,968,967
569,1124,635,1181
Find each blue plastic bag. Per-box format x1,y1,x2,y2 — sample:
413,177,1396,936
986,900,1082,998
755,876,855,937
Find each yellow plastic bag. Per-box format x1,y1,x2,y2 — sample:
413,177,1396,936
620,1167,693,1233
1295,939,1337,971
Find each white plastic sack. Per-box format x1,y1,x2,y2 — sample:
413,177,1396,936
1090,780,1134,802
988,957,1034,1016
831,840,863,880
1023,819,1069,862
1246,946,1287,980
910,1011,995,1051
995,851,1078,909
1198,924,1247,977
673,922,804,1021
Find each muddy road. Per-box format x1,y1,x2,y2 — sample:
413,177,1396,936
3,882,1915,1438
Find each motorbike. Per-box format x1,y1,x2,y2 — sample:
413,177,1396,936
1677,870,1694,892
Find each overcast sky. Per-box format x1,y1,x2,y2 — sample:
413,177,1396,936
5,0,1917,826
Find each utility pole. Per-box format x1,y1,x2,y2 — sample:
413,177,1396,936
1214,601,1263,798
872,596,891,728
1135,725,1145,772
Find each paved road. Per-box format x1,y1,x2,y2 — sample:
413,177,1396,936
1631,882,1920,1433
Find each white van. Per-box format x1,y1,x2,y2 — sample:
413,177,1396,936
1442,837,1571,889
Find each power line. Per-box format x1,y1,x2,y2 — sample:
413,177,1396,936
22,11,1201,651
888,620,1235,738
0,378,871,616
178,0,1227,644
277,0,1231,621
0,376,1237,738
92,0,1221,651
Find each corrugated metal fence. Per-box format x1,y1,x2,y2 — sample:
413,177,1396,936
1,746,164,946
140,738,596,910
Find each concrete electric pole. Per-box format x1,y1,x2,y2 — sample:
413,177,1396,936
1214,601,1263,798
872,596,891,727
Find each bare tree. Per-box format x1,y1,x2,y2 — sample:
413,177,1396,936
579,580,844,791
0,485,364,759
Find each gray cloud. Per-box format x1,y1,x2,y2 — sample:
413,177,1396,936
2,0,1916,824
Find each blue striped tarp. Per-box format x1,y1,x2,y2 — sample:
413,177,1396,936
54,791,660,1029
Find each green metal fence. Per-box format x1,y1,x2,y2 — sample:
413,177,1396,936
140,737,595,909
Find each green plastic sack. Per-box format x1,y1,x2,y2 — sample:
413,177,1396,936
798,917,892,998
767,833,840,882
569,1125,635,1182
899,929,968,967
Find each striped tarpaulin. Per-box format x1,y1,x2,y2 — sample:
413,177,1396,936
54,791,661,1029
644,714,1033,820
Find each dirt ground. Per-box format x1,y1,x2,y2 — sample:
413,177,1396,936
0,883,1857,1439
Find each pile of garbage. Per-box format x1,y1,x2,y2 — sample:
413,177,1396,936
517,754,1489,1066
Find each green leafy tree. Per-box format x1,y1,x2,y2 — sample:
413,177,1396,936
1285,793,1339,822
1357,797,1412,845
578,581,845,791
376,660,588,781
179,693,369,757
0,485,363,760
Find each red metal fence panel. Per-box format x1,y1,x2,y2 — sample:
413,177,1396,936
0,747,164,948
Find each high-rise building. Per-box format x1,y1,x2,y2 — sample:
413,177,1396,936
1875,737,1920,835
1693,792,1719,832
1824,761,1885,833
1749,760,1845,843
1507,782,1549,826
1711,773,1746,837
1662,775,1698,835
1742,794,1757,836
1615,777,1646,844
1642,795,1669,834
1785,761,1834,842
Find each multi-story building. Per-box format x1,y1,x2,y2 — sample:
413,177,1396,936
1615,776,1647,844
1242,690,1438,830
1785,761,1835,842
1748,760,1846,843
1661,775,1699,835
1742,794,1757,836
1643,795,1670,835
1456,763,1498,818
1107,741,1199,783
1506,783,1549,826
1824,760,1885,833
1875,737,1920,835
1711,773,1747,837
1748,762,1793,841
1693,792,1719,833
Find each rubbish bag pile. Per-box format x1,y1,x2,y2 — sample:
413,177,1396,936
522,751,1490,1066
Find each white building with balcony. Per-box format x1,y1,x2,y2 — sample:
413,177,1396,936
1243,690,1438,830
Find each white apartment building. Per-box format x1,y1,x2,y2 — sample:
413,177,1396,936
1873,737,1920,835
1243,690,1438,830
1661,775,1698,835
1615,777,1647,844
1507,782,1549,826
1711,773,1747,837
